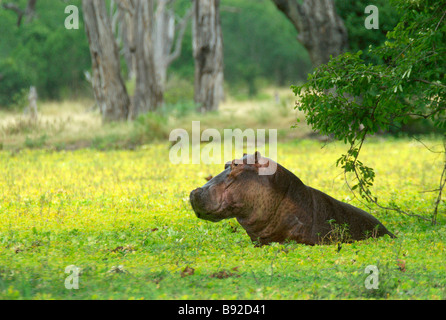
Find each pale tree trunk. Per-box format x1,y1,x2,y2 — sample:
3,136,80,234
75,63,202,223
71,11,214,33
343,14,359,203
115,0,137,80
27,86,38,122
153,0,192,95
131,0,163,118
129,0,192,118
131,0,164,118
193,0,224,112
271,0,348,67
116,0,191,84
82,0,130,122
153,0,175,91
122,13,137,81
24,0,37,23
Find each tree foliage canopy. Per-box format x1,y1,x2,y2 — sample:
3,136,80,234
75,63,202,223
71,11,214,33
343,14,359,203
335,0,401,64
292,0,445,223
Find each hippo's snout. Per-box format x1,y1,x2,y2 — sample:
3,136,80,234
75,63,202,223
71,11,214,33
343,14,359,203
190,186,226,222
190,188,204,218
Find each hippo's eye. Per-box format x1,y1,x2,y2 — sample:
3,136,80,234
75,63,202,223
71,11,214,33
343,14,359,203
231,160,239,167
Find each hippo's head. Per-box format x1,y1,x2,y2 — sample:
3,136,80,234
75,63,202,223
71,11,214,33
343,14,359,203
189,152,281,223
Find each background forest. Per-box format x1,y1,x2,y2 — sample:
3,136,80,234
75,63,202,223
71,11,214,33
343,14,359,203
0,0,398,106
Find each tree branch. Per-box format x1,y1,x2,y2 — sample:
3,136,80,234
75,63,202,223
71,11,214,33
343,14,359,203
271,0,304,34
2,0,37,26
432,138,446,225
435,9,446,31
412,78,446,88
341,99,433,222
2,2,24,26
166,6,192,66
116,0,135,16
412,136,445,154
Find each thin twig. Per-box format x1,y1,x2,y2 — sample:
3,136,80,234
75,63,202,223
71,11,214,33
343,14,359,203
412,136,445,154
419,189,440,193
412,78,446,88
432,138,446,225
342,124,431,222
435,10,446,31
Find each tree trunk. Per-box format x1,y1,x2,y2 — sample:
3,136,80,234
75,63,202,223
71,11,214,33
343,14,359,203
116,0,137,80
130,0,192,119
82,0,130,122
131,0,164,118
24,0,37,24
27,86,38,122
193,0,224,112
153,0,175,91
271,0,348,67
153,0,192,93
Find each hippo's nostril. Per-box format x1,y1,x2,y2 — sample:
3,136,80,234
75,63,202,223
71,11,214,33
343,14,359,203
190,188,203,207
190,188,203,198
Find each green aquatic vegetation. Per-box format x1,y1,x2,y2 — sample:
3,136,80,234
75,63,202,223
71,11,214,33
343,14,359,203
0,139,444,299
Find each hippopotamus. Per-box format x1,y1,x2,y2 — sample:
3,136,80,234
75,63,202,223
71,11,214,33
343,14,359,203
190,152,395,246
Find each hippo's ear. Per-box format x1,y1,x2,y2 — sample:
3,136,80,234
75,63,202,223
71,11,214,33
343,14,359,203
253,151,272,171
254,151,261,163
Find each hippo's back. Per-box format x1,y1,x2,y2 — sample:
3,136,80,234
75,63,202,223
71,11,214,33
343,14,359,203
308,187,395,242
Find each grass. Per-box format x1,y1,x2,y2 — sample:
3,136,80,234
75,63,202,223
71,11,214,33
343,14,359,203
0,137,444,300
0,87,308,151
